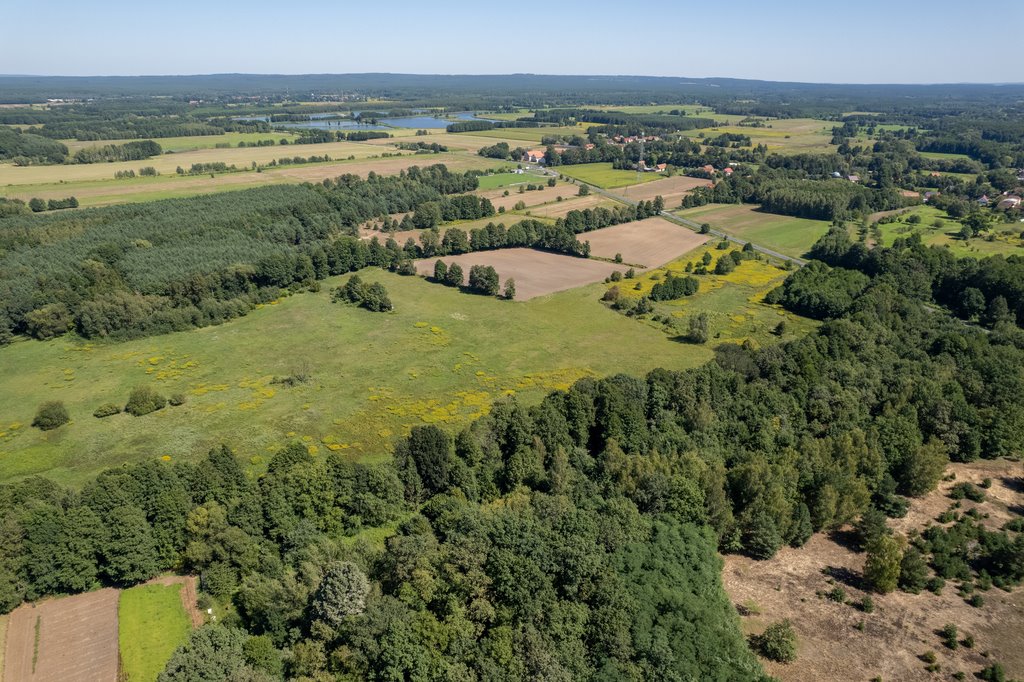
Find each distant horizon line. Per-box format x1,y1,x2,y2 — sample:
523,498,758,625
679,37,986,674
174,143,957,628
1,72,1022,88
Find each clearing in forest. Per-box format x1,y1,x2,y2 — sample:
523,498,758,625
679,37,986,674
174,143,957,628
119,580,194,682
723,459,1024,682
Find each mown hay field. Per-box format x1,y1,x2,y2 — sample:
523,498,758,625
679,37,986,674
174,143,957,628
675,203,832,258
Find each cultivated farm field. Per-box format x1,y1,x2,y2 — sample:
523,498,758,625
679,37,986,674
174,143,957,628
582,217,710,268
4,589,119,682
616,174,713,204
415,248,624,299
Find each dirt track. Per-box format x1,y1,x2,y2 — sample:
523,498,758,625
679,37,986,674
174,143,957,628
4,589,119,682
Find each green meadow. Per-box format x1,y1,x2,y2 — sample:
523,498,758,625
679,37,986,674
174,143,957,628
871,205,1024,258
476,171,548,189
675,203,832,258
0,270,715,486
119,583,192,682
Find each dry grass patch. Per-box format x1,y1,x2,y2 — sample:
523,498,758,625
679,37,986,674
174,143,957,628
618,175,712,204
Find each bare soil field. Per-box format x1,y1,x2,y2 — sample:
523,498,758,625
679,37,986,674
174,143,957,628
582,217,710,268
4,589,119,682
481,185,571,211
723,459,1024,682
414,248,623,300
618,175,712,205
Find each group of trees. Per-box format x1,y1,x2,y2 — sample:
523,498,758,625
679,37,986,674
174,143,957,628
649,273,699,301
805,226,1024,329
332,275,393,312
72,140,162,164
682,171,909,222
27,196,78,212
0,126,69,164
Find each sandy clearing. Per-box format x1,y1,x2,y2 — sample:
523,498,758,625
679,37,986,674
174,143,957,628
4,589,119,682
723,459,1024,682
414,248,623,300
581,217,710,268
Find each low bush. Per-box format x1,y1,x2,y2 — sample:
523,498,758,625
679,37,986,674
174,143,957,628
93,403,121,418
125,386,167,416
32,401,69,431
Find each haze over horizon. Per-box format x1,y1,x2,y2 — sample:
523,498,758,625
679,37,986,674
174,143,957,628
3,0,1021,85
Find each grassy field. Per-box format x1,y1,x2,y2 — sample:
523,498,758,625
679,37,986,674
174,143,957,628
476,171,548,189
60,131,299,154
870,205,1024,258
468,125,593,143
556,163,663,189
0,152,498,207
683,118,837,154
119,583,191,682
918,151,973,161
0,269,723,486
675,203,832,258
605,243,816,347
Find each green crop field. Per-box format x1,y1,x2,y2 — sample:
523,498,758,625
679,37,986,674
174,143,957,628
0,269,720,486
475,171,548,189
556,163,663,189
871,205,1024,258
675,203,832,258
119,583,191,682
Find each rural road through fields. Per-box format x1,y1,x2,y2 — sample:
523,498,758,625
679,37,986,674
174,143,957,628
533,166,808,266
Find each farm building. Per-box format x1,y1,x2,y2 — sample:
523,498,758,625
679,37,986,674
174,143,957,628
996,195,1022,210
523,149,547,164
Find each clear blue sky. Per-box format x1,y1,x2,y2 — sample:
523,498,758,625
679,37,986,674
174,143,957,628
3,0,1021,84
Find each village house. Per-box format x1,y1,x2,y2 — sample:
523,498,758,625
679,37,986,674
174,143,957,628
848,174,860,183
996,195,1022,210
702,164,716,175
978,195,990,206
723,167,734,176
523,149,547,165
